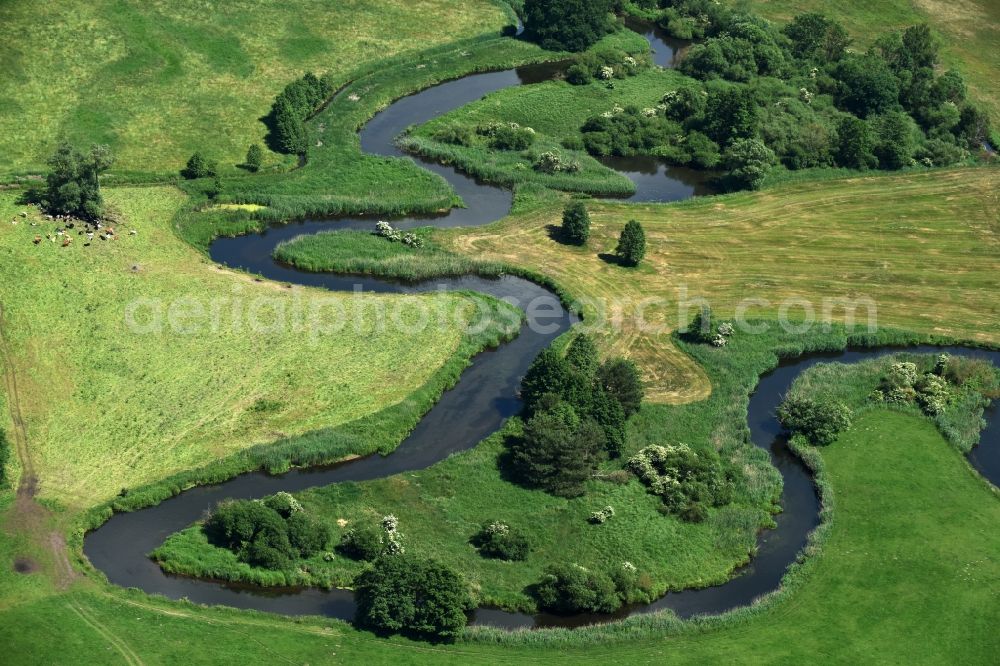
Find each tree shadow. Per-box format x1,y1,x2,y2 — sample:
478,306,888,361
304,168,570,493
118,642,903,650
598,252,622,266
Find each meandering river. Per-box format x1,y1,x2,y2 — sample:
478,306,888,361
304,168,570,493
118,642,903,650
83,24,1000,630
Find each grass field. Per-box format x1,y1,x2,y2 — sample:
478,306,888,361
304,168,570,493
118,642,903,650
747,0,1000,127
2,407,997,663
0,188,508,507
433,168,1000,403
0,0,509,176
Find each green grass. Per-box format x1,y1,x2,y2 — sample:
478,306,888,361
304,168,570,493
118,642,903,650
0,188,516,508
149,325,964,611
0,0,511,177
437,168,1000,403
273,229,507,281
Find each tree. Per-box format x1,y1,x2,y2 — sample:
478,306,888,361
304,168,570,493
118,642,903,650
834,55,900,118
181,152,217,179
522,0,614,52
723,138,775,190
702,84,759,145
588,384,627,457
41,142,114,220
245,143,263,172
777,396,852,445
519,348,572,415
286,512,330,557
597,358,643,417
354,556,471,641
565,334,599,378
271,96,309,155
509,402,604,497
615,219,646,267
835,116,878,169
561,200,590,245
873,111,919,169
783,14,851,63
533,563,619,614
900,24,938,71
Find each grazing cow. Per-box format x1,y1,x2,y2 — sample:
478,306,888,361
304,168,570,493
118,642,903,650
33,236,41,245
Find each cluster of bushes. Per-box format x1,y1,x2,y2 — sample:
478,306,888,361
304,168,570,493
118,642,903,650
867,355,991,416
338,514,405,560
471,520,530,560
265,72,335,155
354,555,471,641
576,7,992,189
509,334,643,496
203,493,330,569
522,0,616,52
533,151,581,174
565,46,645,86
626,444,734,521
532,560,651,614
777,397,853,446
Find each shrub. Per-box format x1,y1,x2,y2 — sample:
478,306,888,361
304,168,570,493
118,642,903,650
627,444,733,512
522,0,614,52
534,151,580,174
263,491,303,518
41,142,114,220
265,72,333,155
244,143,263,172
614,219,646,267
181,152,217,179
472,521,530,561
565,63,593,85
286,512,330,557
337,525,384,561
354,556,471,641
533,563,619,614
561,201,590,245
680,502,709,523
589,505,615,524
488,124,535,151
433,125,474,146
0,430,9,487
777,397,852,445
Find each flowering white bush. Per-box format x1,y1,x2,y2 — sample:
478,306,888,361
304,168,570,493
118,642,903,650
402,232,424,248
589,505,615,524
598,65,615,80
622,561,637,574
717,322,734,336
641,107,659,117
799,87,813,104
485,520,510,537
887,362,919,388
711,334,728,347
533,151,580,174
381,514,399,533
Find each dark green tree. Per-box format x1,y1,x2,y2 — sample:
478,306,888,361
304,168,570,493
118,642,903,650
614,219,646,267
181,152,217,179
565,333,600,378
271,96,309,155
588,384,627,457
561,200,591,245
597,358,643,417
702,84,759,145
354,556,471,641
777,396,853,445
873,111,919,169
836,116,879,169
245,143,263,172
533,563,620,614
834,55,900,117
41,142,114,220
522,0,614,52
783,13,851,62
286,513,330,557
471,521,530,561
520,348,572,414
509,402,604,497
